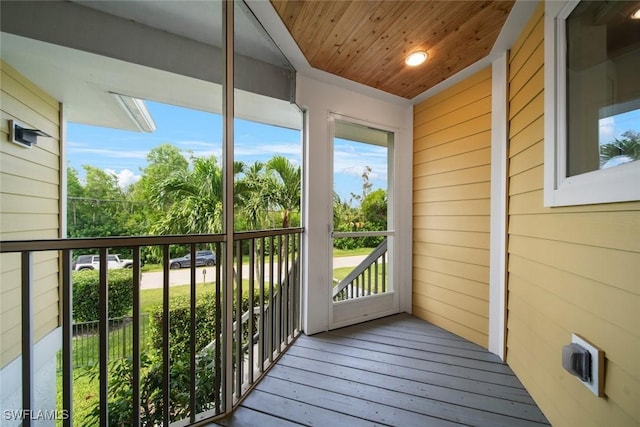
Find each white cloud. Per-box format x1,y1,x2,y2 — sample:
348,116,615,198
598,116,616,145
176,140,219,148
333,150,387,181
105,168,141,189
234,143,301,157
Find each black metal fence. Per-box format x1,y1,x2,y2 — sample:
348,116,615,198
57,314,150,370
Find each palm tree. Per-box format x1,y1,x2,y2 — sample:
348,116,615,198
151,156,225,235
600,130,640,167
235,161,270,231
265,155,301,229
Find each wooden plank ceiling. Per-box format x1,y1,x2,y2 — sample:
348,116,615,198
271,0,515,99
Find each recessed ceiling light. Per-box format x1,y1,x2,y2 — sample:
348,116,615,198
632,7,640,19
405,51,428,66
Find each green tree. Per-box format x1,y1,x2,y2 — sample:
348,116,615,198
130,144,189,235
67,165,130,238
135,144,189,208
361,188,387,231
600,130,640,166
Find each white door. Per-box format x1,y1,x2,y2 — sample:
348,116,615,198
329,114,398,329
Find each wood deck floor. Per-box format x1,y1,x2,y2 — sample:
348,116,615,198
213,313,549,427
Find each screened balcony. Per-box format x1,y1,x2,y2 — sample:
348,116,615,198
1,234,550,426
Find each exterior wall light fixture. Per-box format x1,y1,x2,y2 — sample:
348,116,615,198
8,120,51,148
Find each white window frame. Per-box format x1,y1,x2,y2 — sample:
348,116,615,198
544,0,640,207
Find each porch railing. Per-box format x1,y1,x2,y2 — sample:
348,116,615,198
0,227,302,426
333,238,387,301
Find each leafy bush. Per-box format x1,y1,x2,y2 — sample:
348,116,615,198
148,287,272,358
148,292,219,357
85,351,219,426
73,269,134,322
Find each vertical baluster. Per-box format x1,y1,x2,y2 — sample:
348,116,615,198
248,237,255,384
374,260,379,295
276,235,282,351
214,242,222,413
258,237,265,372
293,233,299,331
21,251,33,427
189,243,197,423
162,245,170,426
235,240,243,398
99,248,108,426
132,247,141,427
61,250,73,427
268,235,274,362
284,233,290,341
382,252,386,293
368,265,372,295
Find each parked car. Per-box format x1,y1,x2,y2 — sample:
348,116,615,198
72,254,137,271
169,250,216,269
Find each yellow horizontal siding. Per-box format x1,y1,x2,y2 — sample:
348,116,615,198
415,81,492,126
414,241,490,267
414,131,491,164
414,66,491,115
412,215,489,233
413,267,488,300
506,4,640,426
412,305,489,346
509,140,544,176
413,67,492,348
1,151,60,183
414,182,491,203
509,116,543,156
1,61,60,367
415,95,491,137
413,165,492,190
414,147,490,177
415,113,491,148
414,199,491,217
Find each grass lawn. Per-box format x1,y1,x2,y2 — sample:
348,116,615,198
332,247,375,257
139,282,218,312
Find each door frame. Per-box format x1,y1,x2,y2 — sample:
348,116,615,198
328,112,400,329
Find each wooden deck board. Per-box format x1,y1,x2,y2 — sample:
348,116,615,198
212,314,549,426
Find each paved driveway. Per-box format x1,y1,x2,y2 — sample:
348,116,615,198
140,255,367,289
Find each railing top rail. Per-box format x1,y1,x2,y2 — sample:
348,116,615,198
0,233,227,253
0,228,305,253
234,227,303,241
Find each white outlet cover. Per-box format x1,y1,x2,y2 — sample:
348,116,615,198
571,333,604,397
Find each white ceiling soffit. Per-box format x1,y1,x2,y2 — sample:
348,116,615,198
74,0,289,69
0,0,302,131
0,0,294,102
0,33,301,131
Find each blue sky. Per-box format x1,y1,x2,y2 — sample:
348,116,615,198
67,100,388,204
